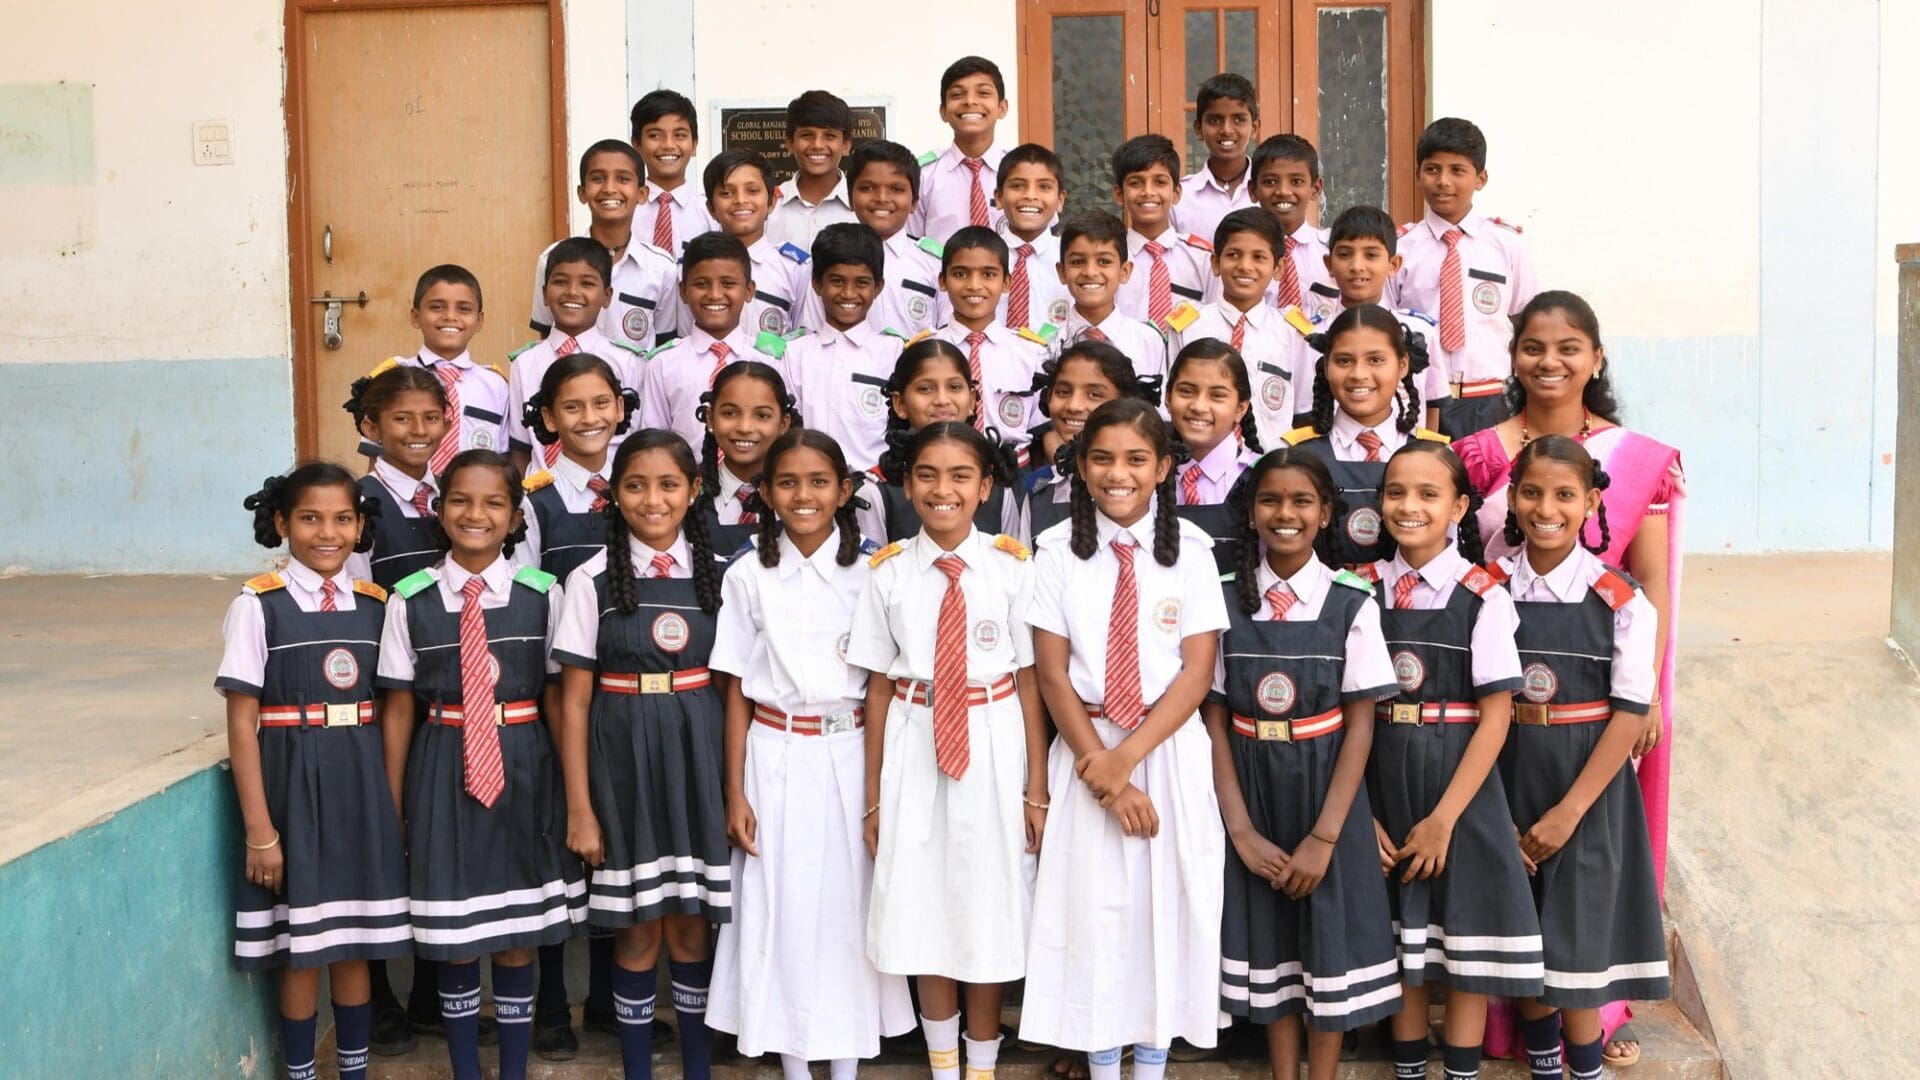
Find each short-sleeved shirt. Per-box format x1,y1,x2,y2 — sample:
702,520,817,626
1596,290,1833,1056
1058,308,1169,385
367,350,510,459
933,321,1048,451
998,226,1072,331
639,180,718,257
1378,547,1524,694
790,230,948,337
1498,546,1654,707
529,238,680,351
345,460,439,583
551,534,694,664
1174,160,1255,247
1025,505,1230,707
1115,228,1218,328
846,529,1035,683
783,321,906,473
1210,556,1397,696
1176,299,1297,448
731,236,810,338
505,328,634,455
375,556,563,684
1392,208,1538,385
640,325,756,458
911,143,1008,244
710,528,872,712
517,453,613,571
765,175,859,254
216,559,364,696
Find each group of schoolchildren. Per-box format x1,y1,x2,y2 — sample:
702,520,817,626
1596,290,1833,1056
219,53,1670,1080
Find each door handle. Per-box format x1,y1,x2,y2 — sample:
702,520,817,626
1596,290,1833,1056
307,290,368,350
323,225,333,264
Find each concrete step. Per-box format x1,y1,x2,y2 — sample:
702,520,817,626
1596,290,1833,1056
358,997,1720,1079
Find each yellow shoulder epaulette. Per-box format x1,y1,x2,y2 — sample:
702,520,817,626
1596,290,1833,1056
1283,306,1316,336
523,470,555,492
904,328,934,347
1413,427,1451,444
487,362,506,379
1016,326,1050,347
992,534,1030,561
352,579,388,602
1164,301,1200,333
1282,425,1319,446
245,572,285,594
365,356,404,378
867,540,906,568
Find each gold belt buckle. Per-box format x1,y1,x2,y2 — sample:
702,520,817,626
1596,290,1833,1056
494,703,508,726
639,672,672,694
820,712,858,736
1515,703,1550,726
324,703,360,727
1390,702,1423,725
1256,719,1292,742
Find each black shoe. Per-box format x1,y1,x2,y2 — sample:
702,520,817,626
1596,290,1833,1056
535,1020,579,1062
583,1003,619,1037
1168,1037,1216,1063
882,1027,926,1056
369,997,416,1057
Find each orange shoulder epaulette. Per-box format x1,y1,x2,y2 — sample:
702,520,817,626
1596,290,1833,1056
1459,566,1498,596
1345,561,1382,583
352,579,389,603
244,571,285,594
1590,568,1635,611
1481,561,1510,585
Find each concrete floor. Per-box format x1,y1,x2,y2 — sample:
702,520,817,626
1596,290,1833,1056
4,555,1917,1074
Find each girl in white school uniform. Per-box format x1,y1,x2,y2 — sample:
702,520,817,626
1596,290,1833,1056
1488,436,1669,1080
219,463,410,1080
872,338,1024,542
847,422,1050,1080
706,428,916,1078
1019,398,1229,1080
1204,447,1402,1080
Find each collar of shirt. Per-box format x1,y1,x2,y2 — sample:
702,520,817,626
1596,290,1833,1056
1188,157,1252,195
716,464,752,505
1128,227,1177,258
1068,308,1122,338
1210,298,1267,329
690,325,751,360
630,533,693,578
943,320,1010,347
912,527,982,571
774,526,847,581
1420,206,1485,241
1093,499,1161,550
1509,546,1593,602
646,179,693,209
939,142,1007,174
1188,434,1242,484
440,554,514,601
417,349,473,370
1330,409,1401,456
544,326,608,354
283,557,354,602
1256,554,1330,614
777,175,851,211
373,457,435,503
998,224,1054,253
1390,546,1464,599
551,450,610,493
822,319,876,350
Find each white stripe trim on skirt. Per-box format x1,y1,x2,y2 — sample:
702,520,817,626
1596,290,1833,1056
236,896,411,929
234,923,415,957
1543,960,1670,990
410,878,585,918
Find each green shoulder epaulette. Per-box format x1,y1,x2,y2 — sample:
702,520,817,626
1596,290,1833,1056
1016,326,1051,347
1332,568,1375,595
1413,428,1450,444
1034,322,1061,343
1282,425,1319,446
513,565,556,593
609,338,647,356
244,571,285,594
992,534,1030,561
352,579,389,602
867,540,906,568
393,568,437,599
916,149,939,167
507,339,540,362
881,326,909,340
917,236,945,259
783,327,809,341
753,329,788,360
523,470,555,492
644,339,679,360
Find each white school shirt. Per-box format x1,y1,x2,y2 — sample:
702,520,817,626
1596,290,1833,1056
640,325,756,459
1378,547,1524,694
997,226,1072,331
1025,503,1230,708
711,466,758,527
710,528,872,712
1497,546,1655,709
375,556,564,684
783,321,905,473
216,559,365,697
639,180,719,257
1058,308,1169,385
1264,227,1336,320
733,236,809,337
846,528,1035,683
344,460,439,583
370,350,510,459
766,175,859,253
1175,438,1259,506
551,533,695,665
1323,409,1413,461
1209,556,1397,697
788,230,948,336
505,327,630,454
911,142,1008,244
1115,228,1218,328
517,452,612,572
1174,160,1254,247
1392,207,1538,385
529,238,680,351
933,321,1048,453
1177,299,1298,449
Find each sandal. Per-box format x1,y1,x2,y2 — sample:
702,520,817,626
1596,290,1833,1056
1603,1022,1642,1067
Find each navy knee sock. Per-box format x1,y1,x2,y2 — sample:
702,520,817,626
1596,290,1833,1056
1564,1035,1604,1080
493,960,536,1080
279,1013,317,1080
1392,1037,1429,1079
588,930,616,1015
669,958,714,1079
437,960,484,1080
613,964,657,1080
1442,1041,1481,1080
536,941,571,1026
333,1001,371,1080
1520,1012,1564,1080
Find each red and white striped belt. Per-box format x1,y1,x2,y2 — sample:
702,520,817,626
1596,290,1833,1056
1377,701,1481,725
598,669,712,695
259,701,375,728
1513,700,1612,726
1451,378,1506,399
427,700,542,727
751,703,865,736
894,674,1017,708
1230,706,1343,742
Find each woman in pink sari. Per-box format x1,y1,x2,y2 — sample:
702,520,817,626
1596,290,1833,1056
1453,291,1684,1068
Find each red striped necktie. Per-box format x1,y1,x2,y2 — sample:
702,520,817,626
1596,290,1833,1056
429,364,462,477
1143,240,1172,326
647,552,675,578
709,340,733,386
652,191,674,252
1438,228,1466,352
586,475,609,513
1103,538,1144,729
1394,572,1419,610
1356,430,1383,462
1179,463,1202,506
963,159,990,227
1276,235,1302,308
1008,244,1034,329
1266,583,1296,620
457,576,506,808
411,482,435,518
932,554,971,778
319,579,338,612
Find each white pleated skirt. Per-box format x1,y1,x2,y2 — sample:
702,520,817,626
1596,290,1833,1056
708,719,916,1059
867,690,1036,982
1018,714,1226,1051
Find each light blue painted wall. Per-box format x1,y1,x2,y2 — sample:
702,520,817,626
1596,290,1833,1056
0,765,280,1078
628,0,696,106
0,357,294,574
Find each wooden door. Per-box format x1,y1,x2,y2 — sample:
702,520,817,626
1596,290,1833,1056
287,0,568,463
1015,0,1150,218
1152,0,1288,174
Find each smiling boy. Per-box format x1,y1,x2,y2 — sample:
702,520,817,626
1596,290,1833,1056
1110,134,1217,332
913,56,1012,244
703,149,806,337
765,90,858,252
783,223,904,473
506,239,629,475
639,231,778,460
1054,210,1168,383
361,265,510,465
793,141,947,336
1250,134,1338,322
631,89,718,255
994,144,1072,332
528,140,679,353
932,226,1050,456
1175,73,1260,244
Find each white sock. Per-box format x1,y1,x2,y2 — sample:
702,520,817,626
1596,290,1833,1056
922,1013,962,1080
1088,1047,1123,1080
780,1053,812,1080
828,1058,857,1080
1132,1045,1169,1080
963,1034,1002,1080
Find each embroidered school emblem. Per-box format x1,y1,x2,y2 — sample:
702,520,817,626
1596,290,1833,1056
1306,295,1337,323
1472,280,1501,315
997,394,1026,427
1151,597,1182,634
907,293,933,323
652,612,690,653
471,428,494,450
973,619,1002,649
485,653,502,685
1346,506,1382,546
1048,298,1071,325
1520,662,1558,703
1392,650,1426,692
858,384,887,417
1261,376,1288,413
322,647,360,690
836,632,851,661
623,307,651,341
758,307,786,334
1256,672,1296,715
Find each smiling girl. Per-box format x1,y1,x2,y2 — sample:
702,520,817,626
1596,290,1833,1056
347,365,452,590
874,339,1023,541
698,360,800,555
520,354,639,579
1018,340,1159,543
1164,337,1262,570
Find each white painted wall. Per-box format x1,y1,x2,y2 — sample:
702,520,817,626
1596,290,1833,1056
563,0,633,233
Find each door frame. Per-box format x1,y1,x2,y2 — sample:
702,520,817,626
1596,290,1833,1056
283,0,570,458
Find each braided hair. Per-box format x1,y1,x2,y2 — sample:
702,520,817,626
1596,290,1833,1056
1501,434,1612,555
879,338,976,483
1024,338,1156,419
754,428,869,568
1504,290,1624,424
346,364,447,433
1307,304,1426,437
431,449,529,558
699,360,800,509
1374,441,1487,565
1167,337,1264,454
244,462,377,553
1067,399,1182,567
1227,448,1341,615
902,421,1022,497
602,430,722,616
521,353,637,454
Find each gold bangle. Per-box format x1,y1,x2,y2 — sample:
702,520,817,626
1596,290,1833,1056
1023,797,1050,810
862,804,880,819
245,831,280,851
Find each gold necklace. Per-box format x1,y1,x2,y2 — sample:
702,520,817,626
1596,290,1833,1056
1519,408,1592,446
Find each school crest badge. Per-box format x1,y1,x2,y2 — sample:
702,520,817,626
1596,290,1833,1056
1472,280,1501,315
1520,662,1558,704
1048,298,1071,325
758,307,786,334
858,384,887,417
1151,597,1182,633
997,394,1026,428
836,632,851,661
1392,650,1425,693
652,612,690,653
1346,506,1382,547
1261,376,1288,413
973,620,1002,649
1256,672,1296,715
623,307,651,341
322,647,360,690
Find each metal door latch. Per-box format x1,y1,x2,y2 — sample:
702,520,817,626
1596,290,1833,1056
307,290,368,349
